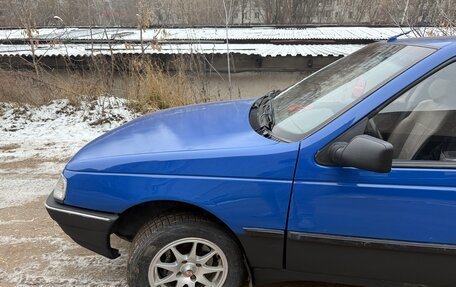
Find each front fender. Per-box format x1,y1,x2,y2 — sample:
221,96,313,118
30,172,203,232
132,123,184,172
63,170,293,234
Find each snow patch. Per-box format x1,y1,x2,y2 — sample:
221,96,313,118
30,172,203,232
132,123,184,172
1,96,136,142
0,177,53,208
0,236,128,286
0,96,138,163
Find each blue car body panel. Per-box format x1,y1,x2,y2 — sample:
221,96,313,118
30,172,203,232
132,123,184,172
288,41,456,244
290,168,456,243
63,170,295,234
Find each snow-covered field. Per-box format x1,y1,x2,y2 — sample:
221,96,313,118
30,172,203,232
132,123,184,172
0,97,136,286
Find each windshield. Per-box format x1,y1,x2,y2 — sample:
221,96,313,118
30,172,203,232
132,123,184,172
271,43,435,142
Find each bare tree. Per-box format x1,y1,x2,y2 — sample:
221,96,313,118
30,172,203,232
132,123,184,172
136,0,152,55
222,0,233,99
13,0,41,75
2,0,456,29
383,0,455,35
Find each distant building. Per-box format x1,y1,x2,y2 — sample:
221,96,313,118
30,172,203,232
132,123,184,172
308,0,371,24
226,0,450,26
231,0,264,25
229,0,373,26
305,0,455,25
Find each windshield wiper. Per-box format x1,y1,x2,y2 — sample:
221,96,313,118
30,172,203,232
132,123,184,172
256,90,280,136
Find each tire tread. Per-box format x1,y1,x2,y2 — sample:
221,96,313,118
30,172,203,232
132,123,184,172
127,212,245,287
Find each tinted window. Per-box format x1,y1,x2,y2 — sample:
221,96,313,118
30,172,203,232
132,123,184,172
366,62,456,161
271,43,434,142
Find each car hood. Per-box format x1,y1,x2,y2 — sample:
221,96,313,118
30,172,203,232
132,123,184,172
67,99,276,168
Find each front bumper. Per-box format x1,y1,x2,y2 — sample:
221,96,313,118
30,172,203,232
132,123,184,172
45,194,120,259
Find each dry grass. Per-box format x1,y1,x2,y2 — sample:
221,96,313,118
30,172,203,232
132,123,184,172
0,70,111,106
126,58,209,114
0,56,212,112
0,70,54,106
48,71,112,105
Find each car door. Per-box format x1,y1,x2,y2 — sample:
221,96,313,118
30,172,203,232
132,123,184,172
286,61,456,286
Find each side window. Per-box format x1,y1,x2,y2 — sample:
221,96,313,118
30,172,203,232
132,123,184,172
365,62,456,161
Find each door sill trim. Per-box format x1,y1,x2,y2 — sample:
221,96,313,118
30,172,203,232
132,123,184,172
288,231,456,255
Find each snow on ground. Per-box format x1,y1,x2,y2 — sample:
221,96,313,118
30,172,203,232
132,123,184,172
0,96,137,162
0,234,128,286
0,177,53,209
0,96,138,207
1,96,134,140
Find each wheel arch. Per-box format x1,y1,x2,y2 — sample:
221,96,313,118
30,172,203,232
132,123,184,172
115,200,233,238
114,200,250,265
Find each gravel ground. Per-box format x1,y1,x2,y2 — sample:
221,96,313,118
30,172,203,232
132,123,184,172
0,142,130,286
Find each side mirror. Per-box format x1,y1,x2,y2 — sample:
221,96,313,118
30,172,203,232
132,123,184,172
329,135,393,173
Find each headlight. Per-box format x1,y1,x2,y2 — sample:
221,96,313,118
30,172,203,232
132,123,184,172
53,174,67,202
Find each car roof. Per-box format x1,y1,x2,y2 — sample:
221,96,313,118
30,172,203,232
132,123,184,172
394,36,456,49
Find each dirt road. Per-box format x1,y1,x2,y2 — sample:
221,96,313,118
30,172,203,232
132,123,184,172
0,141,130,286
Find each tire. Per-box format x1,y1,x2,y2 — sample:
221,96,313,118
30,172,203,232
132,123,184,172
127,212,246,287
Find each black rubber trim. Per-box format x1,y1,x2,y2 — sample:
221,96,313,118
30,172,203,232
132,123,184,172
243,227,284,238
239,227,285,270
393,160,456,169
288,231,456,255
45,194,120,259
286,231,456,286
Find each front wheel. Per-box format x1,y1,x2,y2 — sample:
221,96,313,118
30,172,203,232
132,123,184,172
127,213,246,287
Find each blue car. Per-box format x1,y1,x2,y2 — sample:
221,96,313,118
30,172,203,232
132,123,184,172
46,37,456,287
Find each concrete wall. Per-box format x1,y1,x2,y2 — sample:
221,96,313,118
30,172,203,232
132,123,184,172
201,54,341,73
201,71,309,100
0,54,333,101
0,54,340,74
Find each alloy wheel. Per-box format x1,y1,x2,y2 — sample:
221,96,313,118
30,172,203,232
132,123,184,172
148,237,228,287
